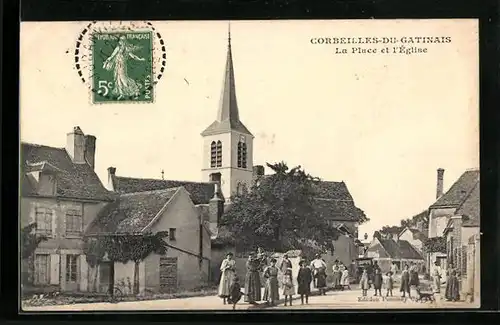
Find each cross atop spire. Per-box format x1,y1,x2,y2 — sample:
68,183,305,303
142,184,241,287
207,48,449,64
201,23,253,137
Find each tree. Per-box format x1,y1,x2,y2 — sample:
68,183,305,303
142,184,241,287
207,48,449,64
21,223,48,259
222,162,341,254
21,223,48,286
83,231,169,295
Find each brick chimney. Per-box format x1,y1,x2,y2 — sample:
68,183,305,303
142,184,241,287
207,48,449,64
436,168,445,199
107,166,117,191
209,182,224,225
66,126,86,164
84,135,96,169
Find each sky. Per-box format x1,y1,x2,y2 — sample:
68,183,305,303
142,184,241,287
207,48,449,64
20,20,479,239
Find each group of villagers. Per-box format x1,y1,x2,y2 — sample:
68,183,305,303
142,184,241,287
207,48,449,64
218,250,339,308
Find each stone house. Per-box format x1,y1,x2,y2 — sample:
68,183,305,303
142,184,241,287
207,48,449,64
426,168,480,272
86,186,212,294
397,226,427,254
20,126,115,293
442,177,479,299
365,236,425,274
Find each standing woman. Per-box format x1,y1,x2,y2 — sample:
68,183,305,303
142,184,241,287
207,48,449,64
340,264,351,290
409,262,420,296
218,252,236,305
244,253,262,304
316,266,328,295
400,264,411,298
262,258,280,306
297,260,313,304
445,264,460,301
359,268,369,297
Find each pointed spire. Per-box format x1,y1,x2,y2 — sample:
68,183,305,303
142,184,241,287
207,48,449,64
200,23,253,137
217,21,239,123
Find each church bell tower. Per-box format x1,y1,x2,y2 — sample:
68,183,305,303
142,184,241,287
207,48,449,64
201,24,254,201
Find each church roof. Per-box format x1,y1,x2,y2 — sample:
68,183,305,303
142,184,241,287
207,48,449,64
430,169,479,208
21,142,114,201
201,28,253,137
110,174,221,205
86,188,179,235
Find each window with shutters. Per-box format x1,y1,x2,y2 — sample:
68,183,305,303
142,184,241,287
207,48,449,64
35,254,50,284
65,209,82,235
66,254,79,283
35,207,53,235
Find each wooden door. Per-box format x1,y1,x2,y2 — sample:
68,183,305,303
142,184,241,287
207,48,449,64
99,261,112,293
159,257,178,293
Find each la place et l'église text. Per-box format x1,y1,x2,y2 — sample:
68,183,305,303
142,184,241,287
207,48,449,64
309,36,452,45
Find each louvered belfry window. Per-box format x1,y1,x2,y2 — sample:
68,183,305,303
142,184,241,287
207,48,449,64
210,141,217,167
237,142,247,168
216,141,222,167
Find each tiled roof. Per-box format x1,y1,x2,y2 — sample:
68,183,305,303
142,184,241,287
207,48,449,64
259,175,365,222
313,181,353,200
408,228,428,240
378,239,423,260
430,169,480,208
456,180,480,227
21,143,114,201
315,199,366,222
111,175,220,205
397,240,424,259
87,188,179,234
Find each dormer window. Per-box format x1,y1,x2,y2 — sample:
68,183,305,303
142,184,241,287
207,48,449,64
210,141,222,168
38,173,57,196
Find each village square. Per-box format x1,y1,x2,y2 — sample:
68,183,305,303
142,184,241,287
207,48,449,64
20,26,480,312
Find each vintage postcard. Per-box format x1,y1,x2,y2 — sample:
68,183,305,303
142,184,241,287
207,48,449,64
20,19,479,311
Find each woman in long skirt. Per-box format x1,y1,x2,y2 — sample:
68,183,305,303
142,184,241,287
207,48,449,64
316,266,327,295
400,264,411,298
445,267,460,301
360,268,369,296
262,258,280,306
218,252,236,304
297,260,313,304
244,253,262,304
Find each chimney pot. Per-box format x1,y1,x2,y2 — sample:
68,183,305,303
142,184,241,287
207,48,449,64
436,168,445,199
108,167,116,175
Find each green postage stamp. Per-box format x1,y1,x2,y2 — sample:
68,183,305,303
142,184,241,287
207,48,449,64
92,31,154,103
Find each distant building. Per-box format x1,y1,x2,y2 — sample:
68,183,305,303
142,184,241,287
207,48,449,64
397,226,427,254
365,236,425,274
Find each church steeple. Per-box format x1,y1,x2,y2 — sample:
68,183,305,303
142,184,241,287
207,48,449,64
201,24,253,137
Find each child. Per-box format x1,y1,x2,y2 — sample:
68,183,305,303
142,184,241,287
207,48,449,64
227,276,243,310
340,267,351,290
385,271,394,297
282,268,295,306
373,268,383,296
360,268,369,297
297,260,313,305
